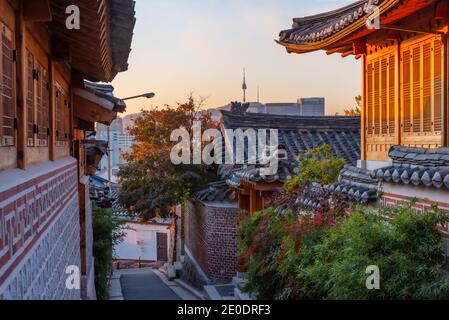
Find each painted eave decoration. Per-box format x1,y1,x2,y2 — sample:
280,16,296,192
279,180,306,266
277,0,438,55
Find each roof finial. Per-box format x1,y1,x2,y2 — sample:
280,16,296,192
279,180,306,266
242,68,247,103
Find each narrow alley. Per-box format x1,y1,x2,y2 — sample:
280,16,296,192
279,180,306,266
109,268,201,301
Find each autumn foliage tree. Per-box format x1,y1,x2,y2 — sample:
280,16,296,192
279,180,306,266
344,95,362,116
118,96,218,219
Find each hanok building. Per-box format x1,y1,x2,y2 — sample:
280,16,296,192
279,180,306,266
0,0,136,300
223,111,362,214
278,0,449,212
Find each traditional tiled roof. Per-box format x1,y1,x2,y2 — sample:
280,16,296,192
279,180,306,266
279,0,378,45
194,180,236,203
84,81,127,113
227,160,299,186
277,0,437,54
373,146,449,189
222,111,361,166
222,111,360,186
327,165,379,203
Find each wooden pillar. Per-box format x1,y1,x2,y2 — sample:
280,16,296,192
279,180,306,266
395,39,402,146
443,32,448,147
15,2,26,169
255,192,264,212
249,189,257,214
361,54,367,161
48,60,56,161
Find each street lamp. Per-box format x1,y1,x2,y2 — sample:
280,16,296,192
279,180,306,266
122,92,155,101
107,92,156,184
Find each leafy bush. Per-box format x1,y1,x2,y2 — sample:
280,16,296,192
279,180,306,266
93,206,127,300
239,208,335,299
284,144,346,190
297,204,449,300
240,203,449,300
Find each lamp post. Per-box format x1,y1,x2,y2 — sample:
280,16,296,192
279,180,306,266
107,92,156,184
122,92,155,101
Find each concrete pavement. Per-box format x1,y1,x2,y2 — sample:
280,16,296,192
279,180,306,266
109,268,199,300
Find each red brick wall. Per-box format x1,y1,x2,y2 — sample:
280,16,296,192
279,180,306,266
381,193,449,213
381,193,449,239
185,200,240,283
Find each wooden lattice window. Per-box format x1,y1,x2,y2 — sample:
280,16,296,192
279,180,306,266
366,51,395,138
388,55,395,134
0,23,15,147
401,37,444,136
55,83,69,143
412,46,421,133
402,50,411,133
26,51,50,147
26,50,34,146
374,61,380,135
381,58,388,134
367,63,373,135
36,63,49,146
434,40,443,133
423,43,432,132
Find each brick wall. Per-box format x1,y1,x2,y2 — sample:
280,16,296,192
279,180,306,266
0,158,82,300
185,200,240,283
381,193,449,241
381,193,449,214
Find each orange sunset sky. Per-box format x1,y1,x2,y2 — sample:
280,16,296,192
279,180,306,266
111,0,361,115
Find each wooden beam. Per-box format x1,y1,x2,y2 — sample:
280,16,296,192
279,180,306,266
353,41,366,55
387,30,400,41
326,46,352,55
435,1,449,21
51,38,71,62
23,0,52,22
341,50,354,58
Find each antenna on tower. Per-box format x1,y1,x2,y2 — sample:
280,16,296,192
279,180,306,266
242,68,247,103
257,86,260,103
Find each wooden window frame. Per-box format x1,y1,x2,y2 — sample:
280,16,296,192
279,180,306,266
55,81,69,146
26,50,50,148
366,49,396,139
400,35,444,147
0,21,15,148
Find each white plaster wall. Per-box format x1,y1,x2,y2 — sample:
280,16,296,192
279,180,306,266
382,183,449,204
115,222,171,261
358,159,393,171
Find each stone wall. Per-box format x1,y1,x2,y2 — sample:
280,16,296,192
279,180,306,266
184,200,240,284
0,158,82,300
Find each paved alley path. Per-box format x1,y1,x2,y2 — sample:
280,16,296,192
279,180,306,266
119,270,182,300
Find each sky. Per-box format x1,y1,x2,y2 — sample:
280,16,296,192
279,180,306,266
112,0,361,116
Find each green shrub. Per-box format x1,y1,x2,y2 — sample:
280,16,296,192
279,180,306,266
296,204,449,300
92,206,127,300
240,203,449,300
285,144,346,190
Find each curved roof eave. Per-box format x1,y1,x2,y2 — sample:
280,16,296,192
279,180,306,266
276,0,433,54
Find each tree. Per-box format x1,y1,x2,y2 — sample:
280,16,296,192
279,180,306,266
344,95,362,116
117,96,218,219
